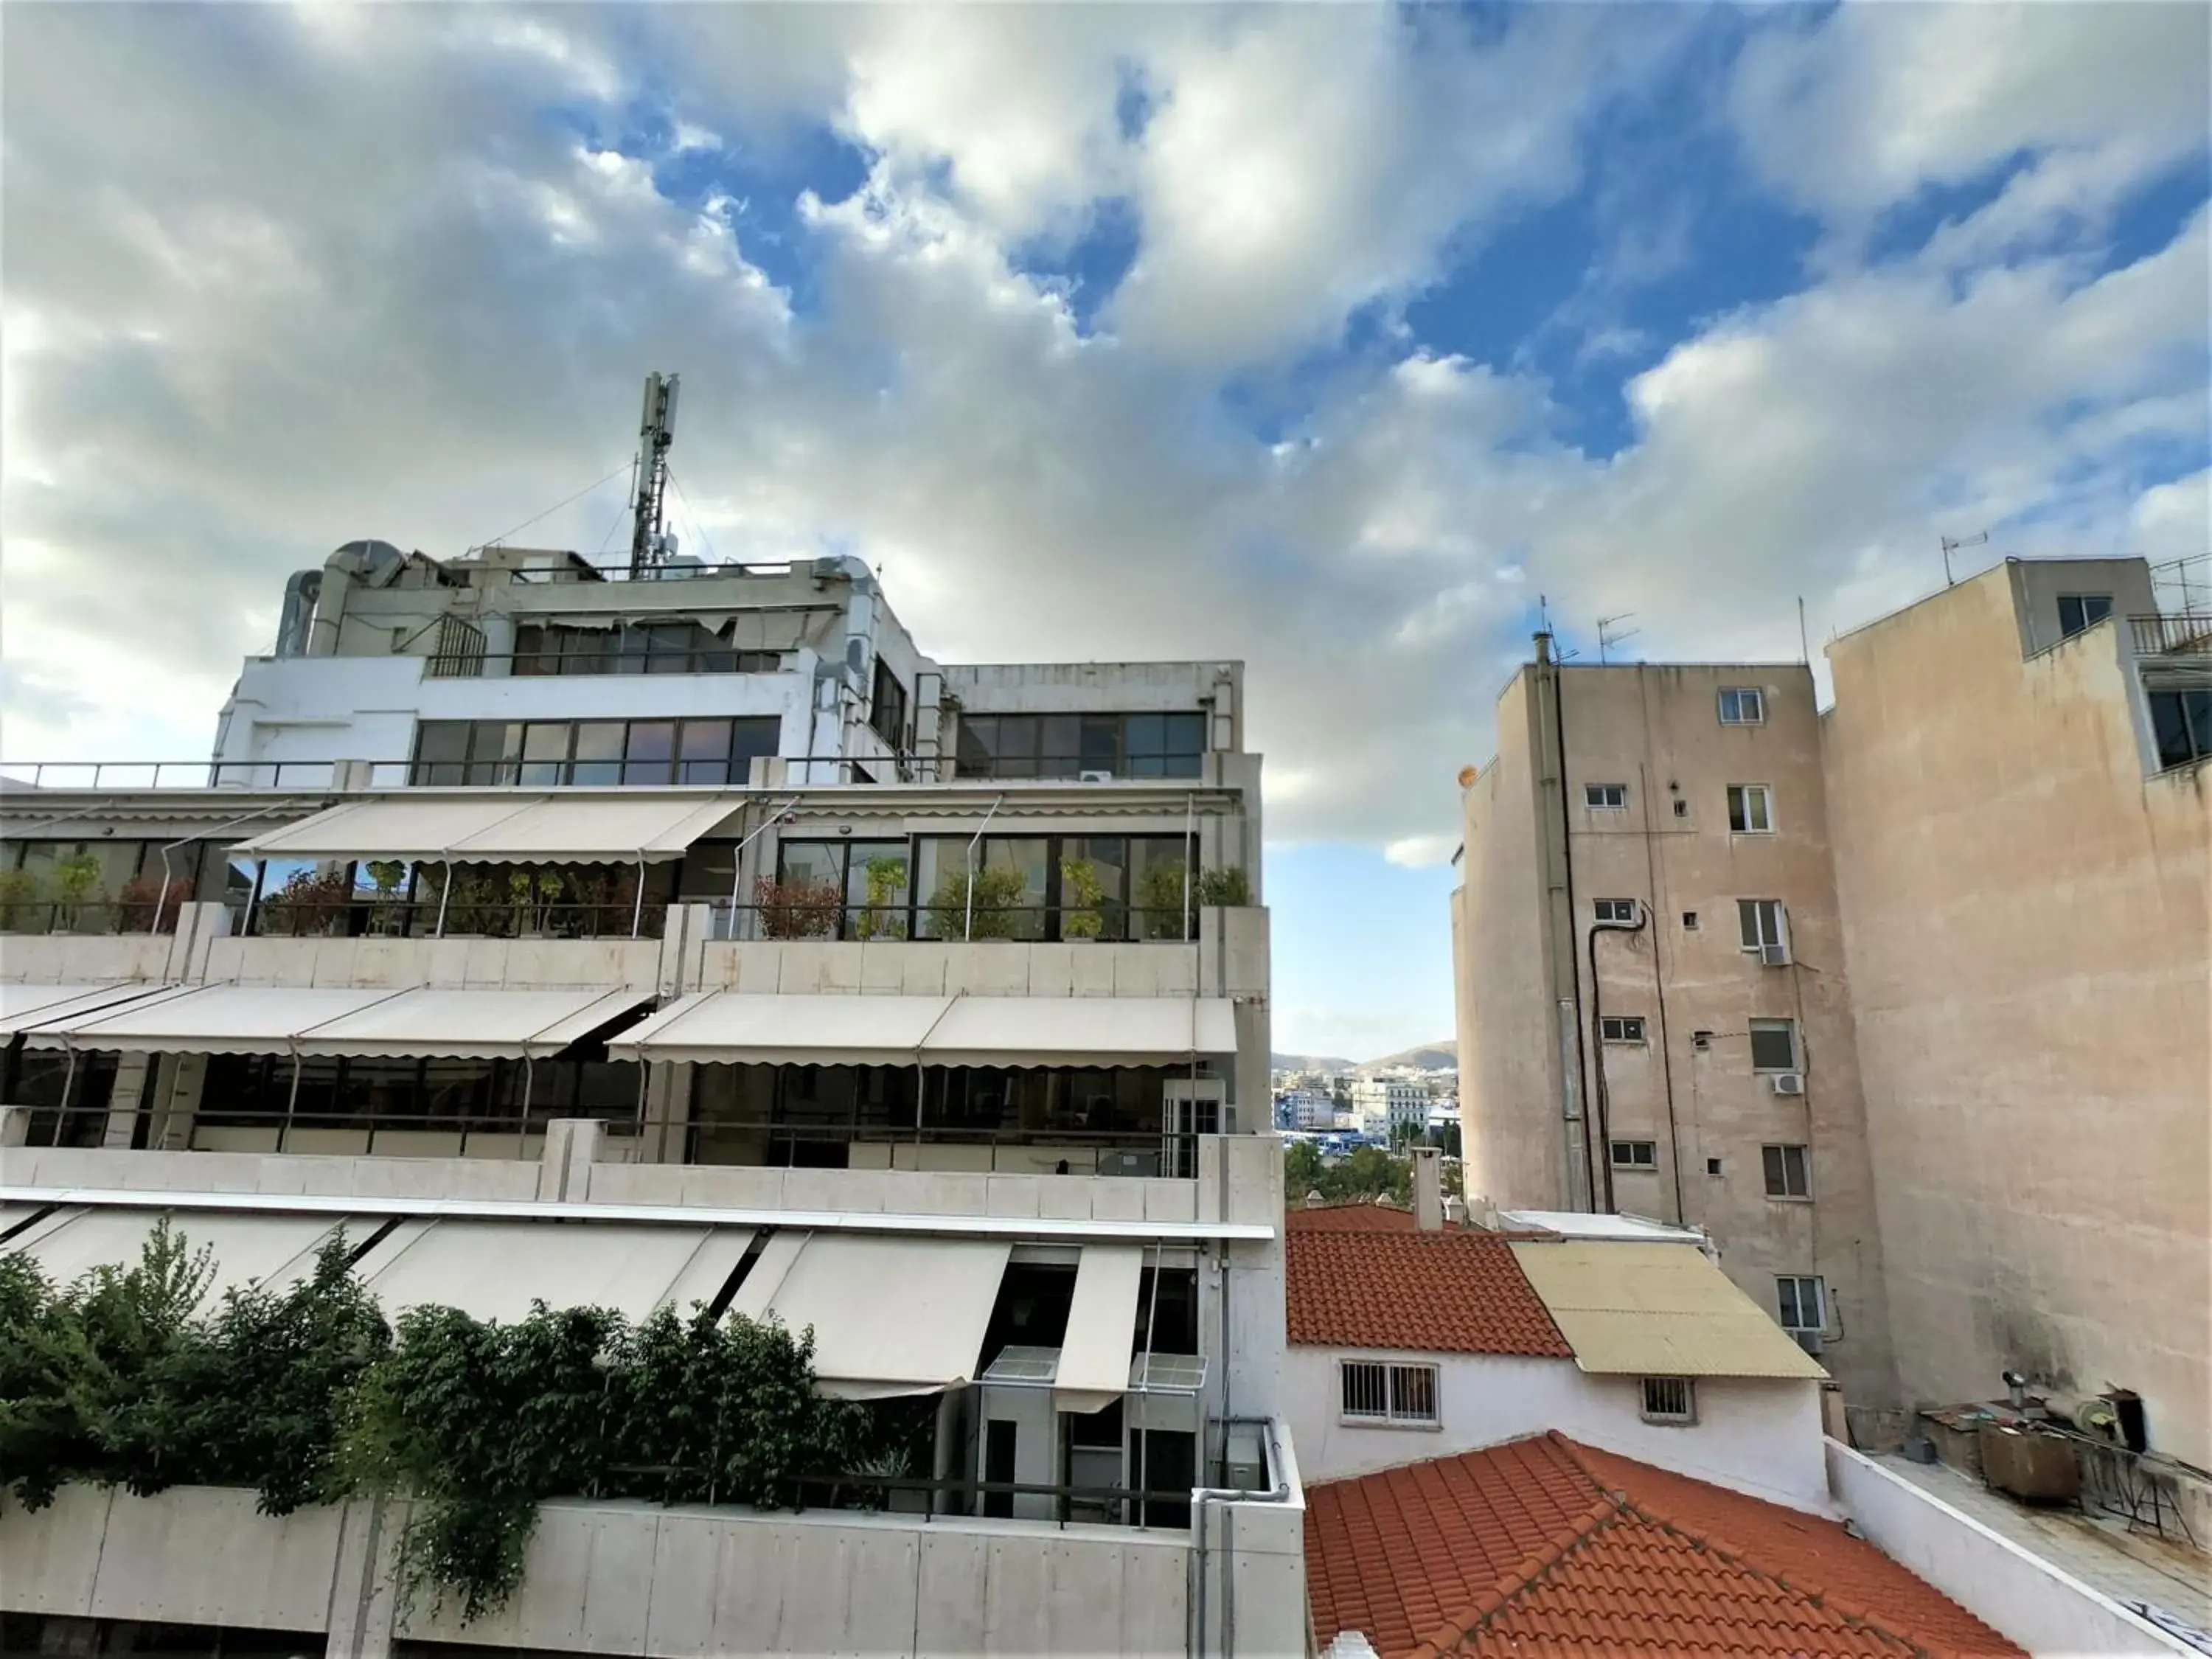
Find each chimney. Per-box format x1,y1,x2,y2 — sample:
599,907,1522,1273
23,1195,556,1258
1412,1145,1443,1231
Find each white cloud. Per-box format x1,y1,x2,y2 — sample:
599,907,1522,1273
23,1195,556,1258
1384,835,1460,870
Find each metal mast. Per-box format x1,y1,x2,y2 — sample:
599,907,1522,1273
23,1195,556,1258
627,372,681,575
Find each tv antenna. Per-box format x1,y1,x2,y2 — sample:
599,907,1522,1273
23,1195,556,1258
628,372,681,576
1596,612,1640,664
1940,530,1988,588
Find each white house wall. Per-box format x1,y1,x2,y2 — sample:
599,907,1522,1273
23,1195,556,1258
1284,1348,1830,1512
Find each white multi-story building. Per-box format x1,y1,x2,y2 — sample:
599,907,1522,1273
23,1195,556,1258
1349,1074,1428,1142
1278,1088,1336,1133
0,527,1302,1658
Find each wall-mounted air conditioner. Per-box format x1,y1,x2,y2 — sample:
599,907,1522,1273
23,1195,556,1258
1759,943,1792,967
1079,769,1114,783
1770,1073,1805,1096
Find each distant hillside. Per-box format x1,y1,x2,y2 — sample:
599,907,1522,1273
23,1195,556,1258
1271,1051,1357,1073
1360,1040,1456,1072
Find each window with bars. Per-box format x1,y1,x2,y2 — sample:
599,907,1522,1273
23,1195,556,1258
1726,784,1774,833
1718,686,1765,725
1763,1143,1811,1198
1641,1377,1696,1424
1593,897,1639,923
1340,1360,1440,1427
1599,1015,1646,1043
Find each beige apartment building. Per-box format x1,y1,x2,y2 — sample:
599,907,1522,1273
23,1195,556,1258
1451,649,1896,1406
1823,558,2211,1472
1454,554,2212,1463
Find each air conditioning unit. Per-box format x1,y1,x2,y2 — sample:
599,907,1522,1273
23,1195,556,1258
1792,1329,1825,1356
1770,1073,1805,1096
1079,769,1114,783
1759,943,1792,967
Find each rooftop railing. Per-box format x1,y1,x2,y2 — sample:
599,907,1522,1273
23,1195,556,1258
0,759,414,791
2129,613,2212,657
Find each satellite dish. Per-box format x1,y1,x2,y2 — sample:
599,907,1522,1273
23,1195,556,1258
1455,765,1478,788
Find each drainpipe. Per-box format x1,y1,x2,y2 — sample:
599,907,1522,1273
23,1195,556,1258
1189,1416,1293,1659
1183,793,1196,939
962,796,1004,941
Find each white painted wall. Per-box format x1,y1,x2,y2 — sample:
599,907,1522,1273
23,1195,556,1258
1826,1439,2190,1658
1284,1347,1831,1512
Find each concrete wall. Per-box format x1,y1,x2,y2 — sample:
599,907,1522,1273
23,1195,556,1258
1823,564,2212,1469
1282,1348,1830,1512
1454,672,1567,1211
1826,1441,2190,1658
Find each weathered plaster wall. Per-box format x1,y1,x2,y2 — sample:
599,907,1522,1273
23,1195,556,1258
1823,566,2212,1470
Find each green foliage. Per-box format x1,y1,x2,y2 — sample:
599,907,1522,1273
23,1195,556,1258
1060,857,1105,939
259,866,353,936
926,863,1029,939
853,856,909,941
755,874,841,939
0,866,41,930
1195,865,1252,907
1135,858,1189,939
52,853,103,906
1282,1141,1415,1208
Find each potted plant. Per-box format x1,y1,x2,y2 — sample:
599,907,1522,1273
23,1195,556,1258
926,865,1029,939
0,866,43,933
1136,858,1189,941
1196,864,1252,907
852,855,909,941
260,866,352,937
117,873,193,933
507,868,564,937
754,874,841,939
1060,856,1105,941
52,852,104,933
364,860,408,936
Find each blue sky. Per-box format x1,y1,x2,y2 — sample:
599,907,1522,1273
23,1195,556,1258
3,4,2206,1059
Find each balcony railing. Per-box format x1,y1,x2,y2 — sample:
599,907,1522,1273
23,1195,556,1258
0,759,416,791
244,897,669,941
0,900,192,938
2130,613,2212,657
709,900,1198,944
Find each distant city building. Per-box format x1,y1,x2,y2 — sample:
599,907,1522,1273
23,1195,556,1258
1349,1074,1429,1142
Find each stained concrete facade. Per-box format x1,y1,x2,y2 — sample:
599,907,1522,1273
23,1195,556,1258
1822,560,2211,1471
1452,653,1896,1406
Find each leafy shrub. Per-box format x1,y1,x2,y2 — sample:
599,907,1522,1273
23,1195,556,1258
117,874,193,933
1196,865,1252,908
926,863,1029,939
755,874,841,939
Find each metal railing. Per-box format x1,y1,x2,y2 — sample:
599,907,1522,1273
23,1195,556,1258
246,897,669,941
423,645,793,679
0,759,413,791
0,900,193,937
2129,613,2212,657
707,900,1197,944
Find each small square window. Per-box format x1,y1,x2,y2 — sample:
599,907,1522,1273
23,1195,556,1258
1683,911,1699,930
1641,1376,1696,1424
1600,1015,1646,1043
1776,1275,1826,1333
1763,1143,1812,1198
1726,784,1775,834
1593,897,1639,924
1718,686,1765,726
1585,783,1629,810
1341,1359,1439,1426
1672,799,1689,818
2057,594,2112,639
1610,1138,1657,1169
1705,1156,1723,1176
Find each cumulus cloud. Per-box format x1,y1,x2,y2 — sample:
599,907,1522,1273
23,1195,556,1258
1,1,2204,860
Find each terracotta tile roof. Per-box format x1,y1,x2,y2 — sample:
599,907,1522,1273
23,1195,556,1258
1305,1433,2027,1659
1287,1228,1574,1357
1287,1201,1431,1231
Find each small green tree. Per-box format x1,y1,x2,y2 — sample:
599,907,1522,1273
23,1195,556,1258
927,864,1029,939
52,853,104,931
1060,857,1106,939
852,856,909,941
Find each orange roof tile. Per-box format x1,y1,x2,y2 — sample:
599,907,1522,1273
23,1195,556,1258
1287,1201,1431,1231
1304,1433,2027,1659
1287,1228,1573,1357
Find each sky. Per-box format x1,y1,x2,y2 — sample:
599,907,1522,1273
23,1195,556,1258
2,4,2206,1061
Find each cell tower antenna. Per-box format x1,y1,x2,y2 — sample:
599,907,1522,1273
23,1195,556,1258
629,372,681,576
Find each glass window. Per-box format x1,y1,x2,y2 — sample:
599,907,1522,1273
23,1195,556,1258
956,715,999,773
1161,712,1206,777
1763,1144,1811,1198
519,723,571,787
1727,785,1774,833
1610,1138,1657,1168
1593,897,1638,923
413,721,472,785
1079,716,1120,775
623,722,676,785
1738,899,1787,953
560,627,611,675
777,840,845,890
1749,1018,1798,1071
1040,714,1082,775
1776,1275,1825,1332
993,716,1039,779
676,719,732,785
465,722,523,785
1061,835,1130,939
2151,688,2212,772
1641,1377,1695,1423
2057,594,2112,639
845,841,910,940
982,838,1050,939
871,659,909,748
1600,1015,1646,1043
730,717,782,783
512,624,557,677
570,723,625,785
1585,782,1628,809
1129,838,1192,940
1718,686,1765,725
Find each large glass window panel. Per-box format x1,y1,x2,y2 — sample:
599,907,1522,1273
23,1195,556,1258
677,719,733,785
956,716,998,774
1079,716,1121,775
572,1059,641,1126
1130,837,1192,939
570,722,625,785
644,624,693,674
623,721,677,785
512,624,557,677
1161,712,1206,777
994,717,1039,778
338,1059,422,1125
1040,715,1082,776
982,837,1050,939
777,841,845,888
730,717,782,783
1125,714,1166,776
413,721,472,785
519,723,572,786
421,1060,495,1124
560,627,611,675
466,723,524,785
697,625,737,675
1061,835,1130,939
288,1057,346,1127
844,840,911,940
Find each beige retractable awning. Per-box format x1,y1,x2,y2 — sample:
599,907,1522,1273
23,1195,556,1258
608,992,955,1066
726,1233,1011,1399
2,1207,375,1309
32,984,648,1059
290,987,648,1060
1508,1240,1829,1380
29,985,404,1054
232,792,740,863
1054,1245,1147,1413
358,1220,755,1325
921,996,1239,1067
0,982,178,1037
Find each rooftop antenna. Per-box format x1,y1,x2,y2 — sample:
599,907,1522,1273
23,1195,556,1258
628,372,681,576
1596,613,1639,664
1940,530,1988,588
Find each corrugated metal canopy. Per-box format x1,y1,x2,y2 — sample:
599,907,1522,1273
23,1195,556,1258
922,996,1237,1067
608,992,954,1065
232,793,740,863
1054,1244,1145,1413
1507,1240,1828,1380
726,1232,1011,1398
0,982,177,1037
358,1220,754,1325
